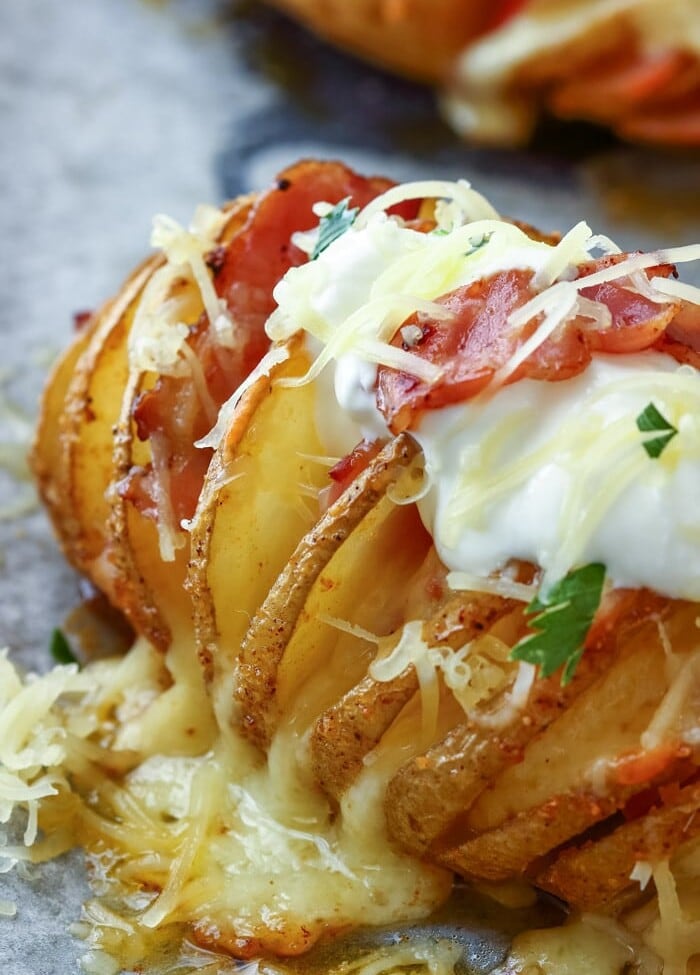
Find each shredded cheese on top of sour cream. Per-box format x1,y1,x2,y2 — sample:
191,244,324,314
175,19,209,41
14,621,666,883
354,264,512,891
268,179,700,603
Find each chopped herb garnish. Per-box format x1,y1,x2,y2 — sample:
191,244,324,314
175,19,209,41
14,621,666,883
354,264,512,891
50,627,78,666
465,233,491,256
636,402,678,459
311,198,359,260
510,563,606,685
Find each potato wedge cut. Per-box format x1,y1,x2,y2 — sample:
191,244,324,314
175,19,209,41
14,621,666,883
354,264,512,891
235,433,420,749
49,256,163,582
537,782,700,910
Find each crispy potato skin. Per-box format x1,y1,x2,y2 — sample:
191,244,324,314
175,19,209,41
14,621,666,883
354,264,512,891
311,593,517,802
236,433,420,750
537,782,700,910
109,197,255,650
31,255,163,590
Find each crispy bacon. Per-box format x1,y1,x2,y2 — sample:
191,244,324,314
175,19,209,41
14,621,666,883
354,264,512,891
130,161,396,526
656,300,700,368
376,258,687,434
484,0,528,32
327,438,384,507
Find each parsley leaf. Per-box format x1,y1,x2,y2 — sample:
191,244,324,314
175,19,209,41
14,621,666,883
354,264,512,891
510,563,606,685
636,402,678,459
50,627,78,666
311,198,359,260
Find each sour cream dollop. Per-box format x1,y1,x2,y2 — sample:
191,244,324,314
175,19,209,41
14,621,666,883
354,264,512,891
414,353,700,600
267,189,700,600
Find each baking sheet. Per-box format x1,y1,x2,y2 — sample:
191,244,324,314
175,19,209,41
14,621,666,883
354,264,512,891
1,1,699,971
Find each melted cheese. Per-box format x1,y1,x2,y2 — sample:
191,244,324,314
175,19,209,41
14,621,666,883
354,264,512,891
491,917,640,975
1,639,449,968
12,176,700,975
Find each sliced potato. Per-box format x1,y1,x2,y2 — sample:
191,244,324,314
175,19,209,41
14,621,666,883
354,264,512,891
537,782,700,910
188,337,340,722
311,592,518,801
108,197,255,649
234,433,420,748
47,256,163,582
383,591,669,860
431,604,700,885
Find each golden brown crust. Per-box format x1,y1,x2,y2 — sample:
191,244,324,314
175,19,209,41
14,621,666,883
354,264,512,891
235,432,419,750
536,783,700,910
32,256,162,586
266,0,489,83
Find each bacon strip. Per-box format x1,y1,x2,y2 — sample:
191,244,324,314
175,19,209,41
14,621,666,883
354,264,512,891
377,257,688,434
126,162,395,526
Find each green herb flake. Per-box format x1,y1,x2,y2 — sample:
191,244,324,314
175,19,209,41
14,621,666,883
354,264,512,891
311,198,359,260
50,627,78,666
636,402,678,459
510,563,606,685
465,233,491,256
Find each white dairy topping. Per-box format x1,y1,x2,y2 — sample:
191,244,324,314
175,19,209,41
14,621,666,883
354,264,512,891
270,211,559,453
267,185,700,600
414,353,700,599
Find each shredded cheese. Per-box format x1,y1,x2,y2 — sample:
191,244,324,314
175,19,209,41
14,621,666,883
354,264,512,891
1,635,449,964
194,343,290,451
645,860,700,975
353,179,499,230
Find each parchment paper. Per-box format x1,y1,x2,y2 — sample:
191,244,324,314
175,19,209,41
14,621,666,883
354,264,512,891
1,1,698,971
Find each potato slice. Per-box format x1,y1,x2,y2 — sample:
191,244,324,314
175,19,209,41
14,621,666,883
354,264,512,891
384,590,667,859
537,782,700,910
272,500,431,756
234,433,420,748
188,336,345,723
108,198,254,649
434,604,699,883
311,592,518,801
47,256,163,581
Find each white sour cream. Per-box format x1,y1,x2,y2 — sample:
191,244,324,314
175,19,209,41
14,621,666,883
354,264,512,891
267,193,700,600
413,353,700,599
